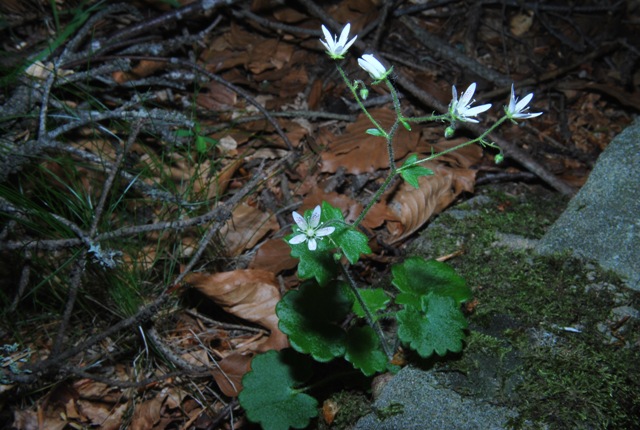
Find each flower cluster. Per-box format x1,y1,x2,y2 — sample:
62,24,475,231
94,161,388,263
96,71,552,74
289,205,335,251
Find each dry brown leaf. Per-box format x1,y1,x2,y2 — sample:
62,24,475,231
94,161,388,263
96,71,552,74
73,379,120,402
196,80,238,111
212,352,253,397
185,269,289,352
510,11,534,36
301,188,398,230
12,409,67,430
129,395,164,430
385,163,477,243
320,109,421,174
248,238,298,273
271,6,309,23
248,39,294,74
220,203,279,256
77,400,127,430
112,59,164,84
423,137,484,169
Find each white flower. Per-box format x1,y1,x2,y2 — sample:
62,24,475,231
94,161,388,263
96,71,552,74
506,84,543,121
289,205,335,251
449,82,491,123
320,23,357,59
358,54,388,81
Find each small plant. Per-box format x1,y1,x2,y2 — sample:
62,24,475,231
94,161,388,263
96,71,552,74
238,23,543,430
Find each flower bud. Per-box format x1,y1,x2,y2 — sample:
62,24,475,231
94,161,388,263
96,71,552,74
359,88,369,100
444,126,455,139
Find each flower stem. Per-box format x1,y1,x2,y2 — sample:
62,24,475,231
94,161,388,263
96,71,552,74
400,115,511,170
339,261,393,360
352,169,396,229
336,65,387,137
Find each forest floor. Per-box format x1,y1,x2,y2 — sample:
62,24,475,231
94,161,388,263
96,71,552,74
0,0,638,429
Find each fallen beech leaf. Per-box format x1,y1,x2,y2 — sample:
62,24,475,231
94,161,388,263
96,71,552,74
185,270,289,352
248,239,298,273
425,137,483,169
197,80,238,111
221,203,279,256
212,352,254,397
12,409,67,430
320,109,420,174
129,395,163,430
385,163,476,243
302,188,398,230
77,400,126,430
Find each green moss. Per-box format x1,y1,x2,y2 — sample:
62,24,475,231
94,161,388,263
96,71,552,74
411,185,640,429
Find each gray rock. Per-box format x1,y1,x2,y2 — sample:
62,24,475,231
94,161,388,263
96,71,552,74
353,367,518,430
536,119,640,291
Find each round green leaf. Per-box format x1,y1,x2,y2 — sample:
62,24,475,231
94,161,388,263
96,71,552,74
349,287,390,319
397,294,467,358
276,281,353,362
320,201,371,264
239,350,318,430
392,256,472,307
288,237,338,286
344,326,388,376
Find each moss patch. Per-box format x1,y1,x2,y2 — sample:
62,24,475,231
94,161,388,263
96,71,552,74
409,184,640,429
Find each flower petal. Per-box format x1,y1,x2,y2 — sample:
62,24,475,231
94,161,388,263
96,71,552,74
338,23,351,47
464,103,492,117
343,34,357,52
508,84,517,113
459,83,477,108
307,238,317,251
359,54,386,80
515,93,534,113
309,205,322,228
321,25,334,47
316,226,335,237
292,211,307,230
289,234,307,245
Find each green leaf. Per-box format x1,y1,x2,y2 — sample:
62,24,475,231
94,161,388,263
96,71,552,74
276,281,353,362
392,256,472,307
399,154,434,188
350,288,390,319
196,136,218,153
345,326,388,376
288,233,338,287
397,294,467,357
366,128,386,137
174,128,193,138
239,350,318,430
320,201,371,264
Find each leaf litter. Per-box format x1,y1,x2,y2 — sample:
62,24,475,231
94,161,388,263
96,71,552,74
1,0,637,428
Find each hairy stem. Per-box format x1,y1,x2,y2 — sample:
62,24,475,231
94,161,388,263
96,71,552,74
339,262,393,360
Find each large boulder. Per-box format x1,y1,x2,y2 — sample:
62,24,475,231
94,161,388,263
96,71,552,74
536,119,640,291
